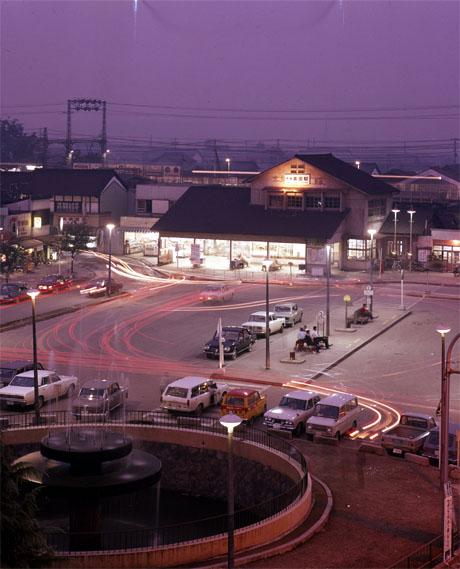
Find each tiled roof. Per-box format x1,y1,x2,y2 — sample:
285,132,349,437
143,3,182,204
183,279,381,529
154,185,348,241
294,154,397,196
0,169,125,204
379,204,459,235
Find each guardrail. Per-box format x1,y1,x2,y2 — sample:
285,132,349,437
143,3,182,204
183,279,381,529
388,533,458,568
2,409,308,553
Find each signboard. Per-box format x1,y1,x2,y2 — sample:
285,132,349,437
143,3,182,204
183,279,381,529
283,174,310,186
190,243,201,263
364,286,374,296
418,249,429,263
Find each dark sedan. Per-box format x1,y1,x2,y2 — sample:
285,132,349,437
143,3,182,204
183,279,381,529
37,274,72,293
0,283,29,304
204,326,256,360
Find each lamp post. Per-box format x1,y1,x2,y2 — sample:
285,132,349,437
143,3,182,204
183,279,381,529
225,158,231,180
27,289,41,425
407,208,416,271
103,149,110,165
343,294,351,328
391,208,400,257
219,414,243,569
325,245,331,337
355,160,361,169
67,149,74,167
368,229,376,314
106,223,115,296
262,259,272,369
437,326,451,487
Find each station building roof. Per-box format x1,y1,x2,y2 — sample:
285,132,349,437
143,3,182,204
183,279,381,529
154,185,349,242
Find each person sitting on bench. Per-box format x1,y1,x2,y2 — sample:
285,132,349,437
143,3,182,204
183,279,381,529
304,329,316,351
295,327,307,350
358,304,373,320
311,326,329,350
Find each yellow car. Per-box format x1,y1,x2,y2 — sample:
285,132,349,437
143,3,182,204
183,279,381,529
221,388,267,423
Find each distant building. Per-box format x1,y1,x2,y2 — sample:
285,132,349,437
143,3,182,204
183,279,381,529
0,169,128,258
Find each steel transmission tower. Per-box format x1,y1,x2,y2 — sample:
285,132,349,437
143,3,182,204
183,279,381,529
65,99,107,160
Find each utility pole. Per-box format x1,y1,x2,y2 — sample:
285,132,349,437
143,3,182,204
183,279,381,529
101,100,107,157
452,138,459,163
66,100,72,156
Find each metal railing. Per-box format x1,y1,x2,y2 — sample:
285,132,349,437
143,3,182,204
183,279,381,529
2,409,308,553
388,533,458,568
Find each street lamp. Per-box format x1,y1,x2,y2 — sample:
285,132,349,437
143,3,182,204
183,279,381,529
437,326,451,487
219,413,243,569
27,289,41,424
325,245,331,337
407,208,416,271
106,223,115,296
103,149,111,165
367,229,376,314
67,149,74,167
225,158,231,179
355,160,361,169
391,208,400,256
262,259,272,369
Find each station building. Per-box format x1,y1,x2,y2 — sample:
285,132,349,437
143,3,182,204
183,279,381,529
154,153,397,273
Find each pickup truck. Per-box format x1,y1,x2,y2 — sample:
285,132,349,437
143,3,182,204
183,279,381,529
0,370,77,408
241,312,284,336
381,413,437,456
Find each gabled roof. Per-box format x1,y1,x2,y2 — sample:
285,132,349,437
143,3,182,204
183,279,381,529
431,164,460,183
154,185,348,241
0,169,126,204
294,154,397,196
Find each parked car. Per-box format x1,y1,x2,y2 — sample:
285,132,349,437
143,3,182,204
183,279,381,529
80,278,123,297
0,370,77,408
241,311,284,336
199,284,234,303
0,282,29,304
306,393,360,440
37,274,72,293
264,390,321,436
221,388,267,423
422,423,459,466
0,360,44,388
381,413,436,456
71,379,128,420
273,302,303,327
161,376,228,415
204,326,256,360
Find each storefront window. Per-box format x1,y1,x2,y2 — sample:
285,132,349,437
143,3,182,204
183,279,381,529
268,194,284,209
347,238,372,260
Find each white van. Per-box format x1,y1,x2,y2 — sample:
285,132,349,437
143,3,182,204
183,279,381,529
160,376,228,415
306,393,360,440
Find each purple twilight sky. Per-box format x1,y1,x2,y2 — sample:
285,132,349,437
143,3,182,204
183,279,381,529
1,0,459,147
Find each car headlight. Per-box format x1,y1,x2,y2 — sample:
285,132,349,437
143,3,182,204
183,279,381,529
224,346,231,352
265,417,273,422
307,424,313,430
204,345,210,350
327,428,332,433
285,421,293,426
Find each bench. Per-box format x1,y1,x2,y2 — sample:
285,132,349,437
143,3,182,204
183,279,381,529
347,312,372,326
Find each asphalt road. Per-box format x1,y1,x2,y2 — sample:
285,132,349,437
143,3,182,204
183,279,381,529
1,256,459,435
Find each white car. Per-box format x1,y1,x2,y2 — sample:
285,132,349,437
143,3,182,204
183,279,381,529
199,284,234,303
241,311,284,336
0,370,77,409
264,390,321,436
161,376,228,415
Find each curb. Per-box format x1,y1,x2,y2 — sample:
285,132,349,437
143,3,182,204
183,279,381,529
205,475,333,569
310,310,412,381
0,292,131,333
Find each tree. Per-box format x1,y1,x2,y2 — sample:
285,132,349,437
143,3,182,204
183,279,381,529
0,242,27,281
0,119,40,163
60,222,95,274
0,443,54,567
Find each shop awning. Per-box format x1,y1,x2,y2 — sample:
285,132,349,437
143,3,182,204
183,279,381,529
20,239,44,251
